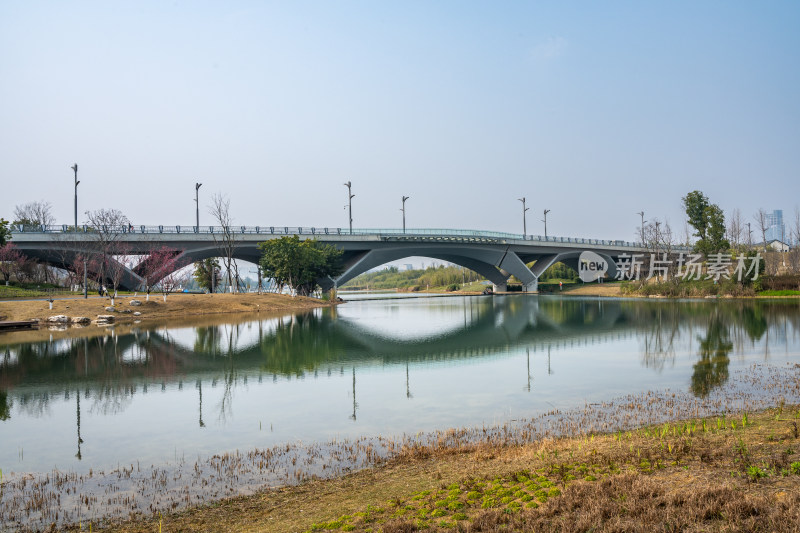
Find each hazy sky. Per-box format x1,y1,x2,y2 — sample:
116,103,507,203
2,1,798,243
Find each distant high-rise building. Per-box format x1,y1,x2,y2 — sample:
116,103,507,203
764,210,786,243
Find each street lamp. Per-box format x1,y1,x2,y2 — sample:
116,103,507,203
637,211,646,245
542,209,551,239
746,222,752,248
72,164,79,231
401,195,410,233
518,197,530,238
344,181,354,234
195,182,202,229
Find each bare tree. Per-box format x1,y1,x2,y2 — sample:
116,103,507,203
158,265,190,301
13,200,55,228
727,208,743,251
754,209,769,252
682,222,693,248
793,207,800,247
208,193,241,293
85,208,130,291
106,243,133,303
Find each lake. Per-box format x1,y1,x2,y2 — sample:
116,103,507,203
2,295,799,474
2,295,800,527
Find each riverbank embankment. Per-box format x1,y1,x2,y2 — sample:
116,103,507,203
0,292,331,326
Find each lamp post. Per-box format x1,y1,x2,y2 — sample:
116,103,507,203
518,197,530,238
401,195,410,233
195,182,202,229
542,209,551,239
72,164,79,231
746,222,752,248
636,211,646,245
344,181,354,234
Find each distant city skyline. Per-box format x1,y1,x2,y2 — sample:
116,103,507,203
2,2,798,245
764,209,786,244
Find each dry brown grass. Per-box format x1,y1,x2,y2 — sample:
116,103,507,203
77,407,800,533
559,284,622,297
0,292,329,324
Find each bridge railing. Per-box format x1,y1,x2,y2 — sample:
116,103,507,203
9,224,689,251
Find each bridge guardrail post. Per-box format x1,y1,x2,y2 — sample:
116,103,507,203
176,225,181,233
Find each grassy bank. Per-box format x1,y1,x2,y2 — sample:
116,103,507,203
0,281,83,299
84,405,800,533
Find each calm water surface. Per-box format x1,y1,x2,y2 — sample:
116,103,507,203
1,295,799,475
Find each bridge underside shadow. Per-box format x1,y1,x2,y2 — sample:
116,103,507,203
319,245,619,293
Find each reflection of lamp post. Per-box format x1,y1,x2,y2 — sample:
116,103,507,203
401,196,410,233
75,388,83,460
195,182,202,229
406,362,413,399
344,181,355,235
197,380,205,428
525,347,532,392
518,197,529,238
72,164,79,231
349,367,357,420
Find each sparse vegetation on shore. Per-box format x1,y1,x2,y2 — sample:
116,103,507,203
69,401,800,533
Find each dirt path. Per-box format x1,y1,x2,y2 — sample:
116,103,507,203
557,283,622,297
0,292,330,325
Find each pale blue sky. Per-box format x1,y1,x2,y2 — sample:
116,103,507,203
2,1,798,242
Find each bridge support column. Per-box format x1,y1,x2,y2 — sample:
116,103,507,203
493,282,507,293
523,279,538,293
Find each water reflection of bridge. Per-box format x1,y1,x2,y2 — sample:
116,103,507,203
2,297,798,410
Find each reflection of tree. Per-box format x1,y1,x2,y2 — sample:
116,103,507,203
741,304,767,341
0,389,11,420
217,324,239,422
640,307,678,372
194,326,222,356
259,314,346,376
691,314,733,397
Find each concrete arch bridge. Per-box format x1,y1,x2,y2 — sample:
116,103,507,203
9,225,679,292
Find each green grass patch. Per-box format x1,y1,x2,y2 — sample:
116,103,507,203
758,290,800,296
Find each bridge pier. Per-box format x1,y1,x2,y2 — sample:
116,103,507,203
492,282,507,293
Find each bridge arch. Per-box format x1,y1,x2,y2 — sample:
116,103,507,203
320,245,538,292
